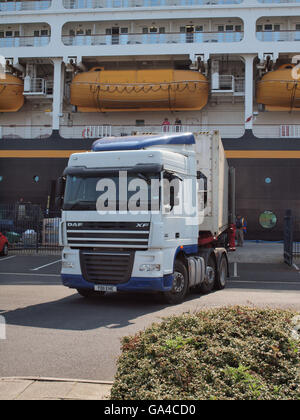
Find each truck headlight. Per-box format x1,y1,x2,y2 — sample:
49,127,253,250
139,264,161,272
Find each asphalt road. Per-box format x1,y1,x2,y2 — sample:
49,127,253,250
0,255,300,381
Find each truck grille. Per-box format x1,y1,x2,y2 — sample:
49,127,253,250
80,250,134,285
66,221,150,249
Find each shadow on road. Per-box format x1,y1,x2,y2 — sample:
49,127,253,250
2,290,205,331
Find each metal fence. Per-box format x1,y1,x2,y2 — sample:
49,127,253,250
0,204,61,254
284,209,300,265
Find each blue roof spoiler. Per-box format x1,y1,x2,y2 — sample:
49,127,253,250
91,133,195,152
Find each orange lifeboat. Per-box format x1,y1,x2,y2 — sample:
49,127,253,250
0,74,24,112
256,64,300,111
70,68,208,112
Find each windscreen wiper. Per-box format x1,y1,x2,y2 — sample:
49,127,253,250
65,200,95,210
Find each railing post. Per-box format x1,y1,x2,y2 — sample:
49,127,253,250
284,209,293,266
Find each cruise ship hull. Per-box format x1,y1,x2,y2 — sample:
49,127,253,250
1,131,299,241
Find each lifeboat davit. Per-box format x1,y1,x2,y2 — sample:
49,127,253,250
257,64,300,111
70,68,208,112
0,74,24,112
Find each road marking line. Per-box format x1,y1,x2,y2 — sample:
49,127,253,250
0,272,60,277
31,259,62,271
229,280,300,285
0,255,16,262
293,263,300,272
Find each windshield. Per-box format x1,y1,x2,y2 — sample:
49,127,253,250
63,172,160,212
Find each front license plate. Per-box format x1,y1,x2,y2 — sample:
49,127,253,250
94,284,117,292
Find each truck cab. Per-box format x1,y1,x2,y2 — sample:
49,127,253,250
59,132,234,304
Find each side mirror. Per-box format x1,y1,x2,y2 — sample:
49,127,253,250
55,176,65,210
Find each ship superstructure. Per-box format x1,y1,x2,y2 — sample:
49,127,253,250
0,0,300,239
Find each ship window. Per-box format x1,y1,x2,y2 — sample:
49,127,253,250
195,26,203,32
34,30,40,37
14,31,20,37
69,29,75,36
265,177,272,184
41,30,48,36
264,24,273,31
218,26,224,32
33,175,40,183
106,28,112,35
274,25,280,31
149,27,158,33
259,211,277,229
296,24,300,30
0,176,3,182
85,29,92,35
0,32,4,38
136,120,145,126
5,31,13,37
121,28,128,34
235,25,242,32
256,25,263,32
159,27,165,34
225,25,234,32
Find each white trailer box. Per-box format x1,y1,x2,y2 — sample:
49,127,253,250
194,131,229,237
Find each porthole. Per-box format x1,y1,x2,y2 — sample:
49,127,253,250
259,211,277,229
264,177,271,184
0,176,3,182
33,175,39,183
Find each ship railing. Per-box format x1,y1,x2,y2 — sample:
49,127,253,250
62,31,243,46
252,125,300,138
25,78,46,94
0,125,52,139
256,30,300,42
63,0,242,9
258,0,300,3
234,77,245,93
0,1,51,12
59,124,245,139
0,36,50,48
280,125,300,138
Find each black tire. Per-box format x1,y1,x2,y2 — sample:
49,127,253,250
0,243,8,257
214,254,228,290
77,288,105,298
199,255,216,294
162,260,189,304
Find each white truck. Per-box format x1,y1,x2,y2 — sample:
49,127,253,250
57,131,235,304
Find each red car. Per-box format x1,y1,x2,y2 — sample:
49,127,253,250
0,232,8,257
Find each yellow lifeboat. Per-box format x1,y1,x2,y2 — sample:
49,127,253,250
256,64,300,111
0,74,24,112
70,68,208,112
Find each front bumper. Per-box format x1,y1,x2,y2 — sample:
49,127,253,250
61,273,173,292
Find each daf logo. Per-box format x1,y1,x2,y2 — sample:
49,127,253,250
67,222,83,227
136,223,149,228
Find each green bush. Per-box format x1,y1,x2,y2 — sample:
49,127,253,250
111,306,300,400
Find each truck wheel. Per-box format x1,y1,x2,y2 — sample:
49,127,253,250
77,288,105,298
162,260,188,304
214,254,227,290
199,255,216,294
